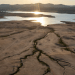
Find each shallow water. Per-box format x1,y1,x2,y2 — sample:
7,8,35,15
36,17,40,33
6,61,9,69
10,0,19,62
0,11,75,26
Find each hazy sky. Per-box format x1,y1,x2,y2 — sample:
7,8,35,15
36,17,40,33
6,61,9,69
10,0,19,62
0,0,75,5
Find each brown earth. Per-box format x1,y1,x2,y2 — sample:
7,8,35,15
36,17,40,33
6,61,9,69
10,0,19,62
0,20,75,75
0,13,55,18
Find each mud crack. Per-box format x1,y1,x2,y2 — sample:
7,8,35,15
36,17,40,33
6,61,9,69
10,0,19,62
33,31,65,75
0,49,30,61
10,27,74,75
9,50,37,75
0,30,25,37
55,33,75,54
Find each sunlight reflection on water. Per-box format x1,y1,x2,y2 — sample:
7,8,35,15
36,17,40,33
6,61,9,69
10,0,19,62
27,17,45,25
0,11,75,26
34,11,40,15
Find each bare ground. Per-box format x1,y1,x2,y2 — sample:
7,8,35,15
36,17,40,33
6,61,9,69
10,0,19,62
0,13,55,18
0,20,75,75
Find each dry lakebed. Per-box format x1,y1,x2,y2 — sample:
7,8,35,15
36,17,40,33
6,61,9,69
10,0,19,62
0,13,75,75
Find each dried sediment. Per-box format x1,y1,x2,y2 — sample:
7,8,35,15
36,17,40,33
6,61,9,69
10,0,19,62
0,21,75,75
0,13,55,18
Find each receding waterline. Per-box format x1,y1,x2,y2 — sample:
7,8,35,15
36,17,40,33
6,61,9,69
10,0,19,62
0,11,75,26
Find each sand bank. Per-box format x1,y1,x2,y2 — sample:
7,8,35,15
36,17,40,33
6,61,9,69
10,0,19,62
0,13,55,18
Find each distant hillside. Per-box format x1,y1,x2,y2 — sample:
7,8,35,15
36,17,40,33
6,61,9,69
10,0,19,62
0,3,75,14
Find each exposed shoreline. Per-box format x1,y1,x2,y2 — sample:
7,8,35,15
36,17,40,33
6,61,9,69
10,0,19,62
0,12,55,18
0,20,75,75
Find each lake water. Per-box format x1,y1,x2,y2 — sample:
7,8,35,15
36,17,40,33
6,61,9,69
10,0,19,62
0,11,75,26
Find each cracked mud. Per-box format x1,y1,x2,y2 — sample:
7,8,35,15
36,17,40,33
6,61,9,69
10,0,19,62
0,20,75,75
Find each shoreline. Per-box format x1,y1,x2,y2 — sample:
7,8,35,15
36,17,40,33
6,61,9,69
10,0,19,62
0,12,55,18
